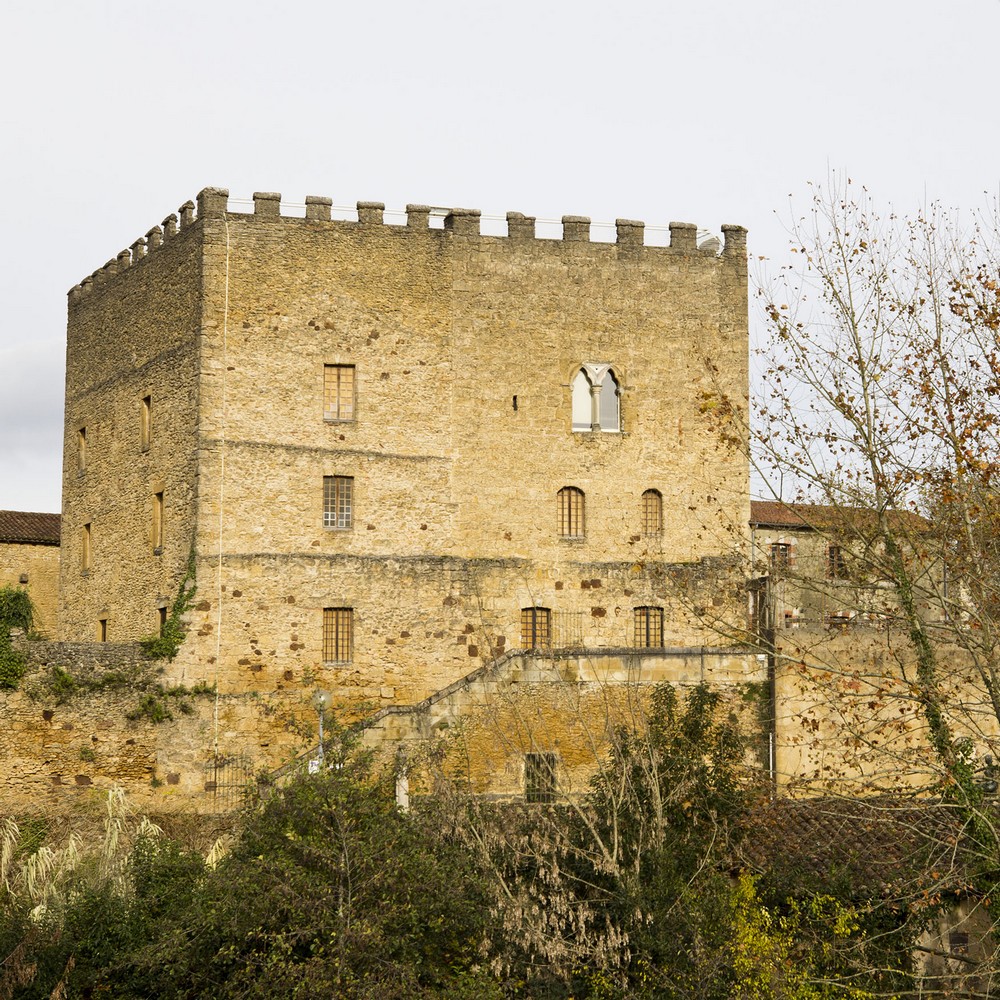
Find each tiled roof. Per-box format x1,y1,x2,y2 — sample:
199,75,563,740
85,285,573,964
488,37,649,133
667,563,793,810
750,500,928,534
737,796,980,899
0,510,61,545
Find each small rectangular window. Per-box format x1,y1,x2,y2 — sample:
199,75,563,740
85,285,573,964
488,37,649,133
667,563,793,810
323,476,353,529
323,607,353,662
97,618,107,642
558,487,585,538
520,608,551,650
770,542,791,572
82,523,92,572
141,395,151,450
633,607,664,648
827,544,846,579
158,606,168,635
324,364,356,422
525,752,557,804
152,492,164,551
78,427,87,474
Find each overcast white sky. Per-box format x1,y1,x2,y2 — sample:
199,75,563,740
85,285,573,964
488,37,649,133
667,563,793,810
3,0,999,512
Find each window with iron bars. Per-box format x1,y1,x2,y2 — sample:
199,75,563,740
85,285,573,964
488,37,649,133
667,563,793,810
324,364,355,422
827,544,847,579
642,488,662,536
521,607,551,649
323,476,353,529
558,487,585,538
633,606,664,648
525,752,558,803
323,607,353,662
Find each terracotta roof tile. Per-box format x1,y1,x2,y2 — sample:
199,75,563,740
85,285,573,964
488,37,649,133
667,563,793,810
0,510,61,545
750,500,928,534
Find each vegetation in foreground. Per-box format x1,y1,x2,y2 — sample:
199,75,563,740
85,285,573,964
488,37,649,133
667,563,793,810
0,685,967,999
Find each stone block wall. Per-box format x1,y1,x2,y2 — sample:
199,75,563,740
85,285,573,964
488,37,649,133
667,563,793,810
0,541,59,637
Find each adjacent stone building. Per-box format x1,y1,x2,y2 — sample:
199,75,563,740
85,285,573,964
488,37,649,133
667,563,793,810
0,510,60,637
53,188,757,790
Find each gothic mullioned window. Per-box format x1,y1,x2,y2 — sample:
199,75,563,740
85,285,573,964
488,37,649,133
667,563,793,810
571,364,620,432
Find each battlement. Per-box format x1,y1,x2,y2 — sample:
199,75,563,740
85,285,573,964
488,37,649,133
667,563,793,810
68,187,748,302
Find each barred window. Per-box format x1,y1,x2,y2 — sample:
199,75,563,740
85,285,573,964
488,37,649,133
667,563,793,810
633,606,664,648
558,487,585,538
770,542,791,572
323,476,353,529
827,544,846,579
521,607,551,650
525,752,557,803
324,364,355,422
323,607,353,662
641,489,662,535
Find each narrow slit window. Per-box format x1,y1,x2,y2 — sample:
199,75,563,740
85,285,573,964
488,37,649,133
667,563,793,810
158,606,168,635
324,364,356,422
558,487,585,538
633,606,664,648
641,489,662,536
323,607,353,662
82,523,91,572
78,427,87,473
323,476,353,529
520,607,551,650
141,395,151,450
152,492,164,551
97,618,107,642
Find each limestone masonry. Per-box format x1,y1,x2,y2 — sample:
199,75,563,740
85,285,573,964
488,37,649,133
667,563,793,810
42,188,757,803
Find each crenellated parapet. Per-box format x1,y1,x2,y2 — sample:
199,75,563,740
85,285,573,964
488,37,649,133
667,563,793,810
68,186,748,301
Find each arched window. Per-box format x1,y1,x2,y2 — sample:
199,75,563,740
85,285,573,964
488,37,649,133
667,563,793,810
571,364,620,432
558,487,585,538
521,607,551,649
641,489,662,536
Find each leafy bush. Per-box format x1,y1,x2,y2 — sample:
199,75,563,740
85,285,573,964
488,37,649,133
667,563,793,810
0,585,33,690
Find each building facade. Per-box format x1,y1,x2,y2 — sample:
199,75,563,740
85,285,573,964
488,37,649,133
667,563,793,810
0,510,60,638
56,188,754,786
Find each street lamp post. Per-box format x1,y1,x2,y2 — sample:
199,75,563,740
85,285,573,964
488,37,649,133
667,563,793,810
312,689,332,769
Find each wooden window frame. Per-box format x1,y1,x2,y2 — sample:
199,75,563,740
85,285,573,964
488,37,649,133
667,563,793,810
558,487,585,539
323,607,353,663
324,364,356,423
633,606,664,648
323,476,353,530
520,607,552,650
641,489,662,536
